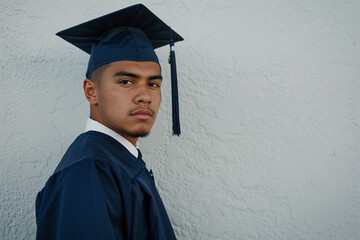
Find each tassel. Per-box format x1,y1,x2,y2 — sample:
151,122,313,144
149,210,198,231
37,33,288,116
169,28,181,136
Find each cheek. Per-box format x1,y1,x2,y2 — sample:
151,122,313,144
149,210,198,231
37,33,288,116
99,90,119,112
153,94,161,110
156,91,162,103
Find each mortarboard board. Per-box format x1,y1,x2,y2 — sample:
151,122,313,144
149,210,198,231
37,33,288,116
56,3,183,136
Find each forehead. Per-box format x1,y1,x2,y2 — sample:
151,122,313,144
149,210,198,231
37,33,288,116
105,61,161,76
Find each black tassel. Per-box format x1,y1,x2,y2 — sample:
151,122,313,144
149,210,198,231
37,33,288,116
169,28,181,136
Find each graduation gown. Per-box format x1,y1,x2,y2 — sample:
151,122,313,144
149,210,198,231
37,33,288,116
35,131,176,240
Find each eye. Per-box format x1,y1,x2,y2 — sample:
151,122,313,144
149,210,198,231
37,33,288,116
149,82,161,88
119,79,133,85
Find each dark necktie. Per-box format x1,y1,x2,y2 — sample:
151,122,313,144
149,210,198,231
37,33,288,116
137,148,143,161
137,149,154,177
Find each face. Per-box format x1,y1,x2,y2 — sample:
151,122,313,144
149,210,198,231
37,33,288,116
90,61,162,144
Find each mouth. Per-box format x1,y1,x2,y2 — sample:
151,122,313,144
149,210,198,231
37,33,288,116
130,108,154,120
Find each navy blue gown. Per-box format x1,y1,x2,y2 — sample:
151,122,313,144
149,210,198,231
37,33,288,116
35,131,176,240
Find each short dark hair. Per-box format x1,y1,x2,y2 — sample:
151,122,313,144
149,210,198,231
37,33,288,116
89,64,110,83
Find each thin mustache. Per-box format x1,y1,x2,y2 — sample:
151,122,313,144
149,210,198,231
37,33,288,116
129,107,155,116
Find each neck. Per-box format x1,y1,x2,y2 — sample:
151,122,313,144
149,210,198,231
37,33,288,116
89,114,138,147
123,135,138,147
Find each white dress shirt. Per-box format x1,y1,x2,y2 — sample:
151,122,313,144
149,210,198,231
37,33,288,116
84,118,138,158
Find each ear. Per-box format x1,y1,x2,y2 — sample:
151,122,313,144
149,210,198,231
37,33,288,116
83,78,98,105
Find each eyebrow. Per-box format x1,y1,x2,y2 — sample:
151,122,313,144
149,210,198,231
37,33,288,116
113,71,163,81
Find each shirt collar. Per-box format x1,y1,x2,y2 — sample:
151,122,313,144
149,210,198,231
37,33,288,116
84,118,138,158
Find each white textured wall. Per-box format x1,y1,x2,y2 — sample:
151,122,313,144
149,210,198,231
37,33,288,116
1,0,360,239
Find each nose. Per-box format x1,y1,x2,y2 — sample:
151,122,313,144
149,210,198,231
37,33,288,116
135,85,151,104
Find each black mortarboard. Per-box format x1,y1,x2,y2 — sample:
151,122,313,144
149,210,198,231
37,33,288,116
56,3,183,136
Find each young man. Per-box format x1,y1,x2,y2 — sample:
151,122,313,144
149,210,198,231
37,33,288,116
35,4,183,239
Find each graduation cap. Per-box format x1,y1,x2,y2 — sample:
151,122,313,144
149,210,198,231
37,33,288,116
56,3,183,136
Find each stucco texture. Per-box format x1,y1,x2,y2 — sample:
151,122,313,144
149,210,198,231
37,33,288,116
1,0,360,239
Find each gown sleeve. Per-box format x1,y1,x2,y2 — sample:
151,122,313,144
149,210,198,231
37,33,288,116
35,159,127,240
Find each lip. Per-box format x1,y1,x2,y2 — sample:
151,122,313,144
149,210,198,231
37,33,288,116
130,109,153,120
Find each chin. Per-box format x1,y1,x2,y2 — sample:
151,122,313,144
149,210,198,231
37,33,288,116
126,129,151,138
